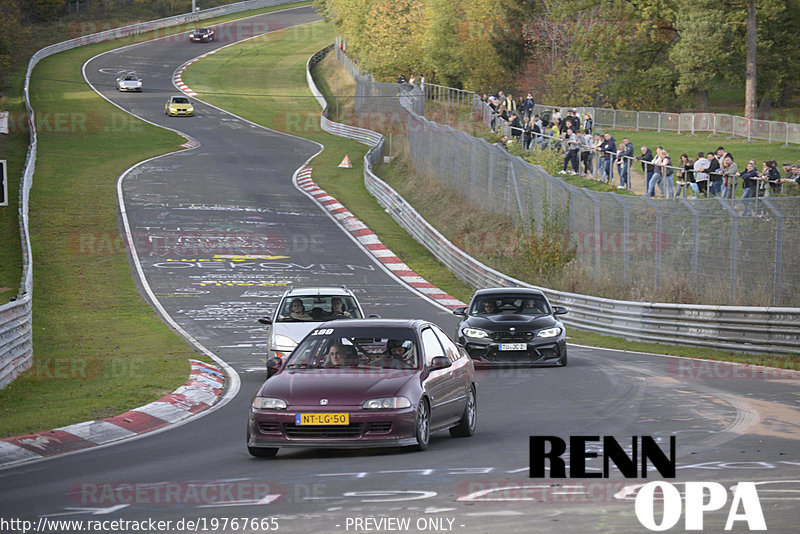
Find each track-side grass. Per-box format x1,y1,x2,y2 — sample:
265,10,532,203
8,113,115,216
0,2,315,438
182,25,798,369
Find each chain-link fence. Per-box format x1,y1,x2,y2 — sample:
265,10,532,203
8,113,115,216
335,46,800,308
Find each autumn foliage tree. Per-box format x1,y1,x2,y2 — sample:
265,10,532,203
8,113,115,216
315,0,527,90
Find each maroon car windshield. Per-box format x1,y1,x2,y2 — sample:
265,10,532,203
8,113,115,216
286,327,419,370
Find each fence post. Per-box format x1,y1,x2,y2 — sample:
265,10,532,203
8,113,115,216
679,198,700,276
716,198,739,304
509,159,525,225
470,138,476,201
487,150,494,211
644,198,663,289
762,198,784,306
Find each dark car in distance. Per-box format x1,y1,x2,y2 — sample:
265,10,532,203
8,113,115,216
454,288,568,366
189,28,215,42
247,319,477,457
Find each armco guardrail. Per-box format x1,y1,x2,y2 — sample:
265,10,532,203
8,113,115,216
0,0,300,389
308,46,800,356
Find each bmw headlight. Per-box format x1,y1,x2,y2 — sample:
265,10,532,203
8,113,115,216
536,327,561,338
190,33,195,38
462,327,489,339
253,397,287,410
362,397,411,410
274,334,297,348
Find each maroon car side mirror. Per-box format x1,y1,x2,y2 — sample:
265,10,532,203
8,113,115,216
428,356,452,371
266,357,283,378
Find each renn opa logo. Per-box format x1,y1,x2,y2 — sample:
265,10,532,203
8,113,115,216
529,436,766,531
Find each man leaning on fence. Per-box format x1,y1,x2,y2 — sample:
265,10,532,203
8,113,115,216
693,152,710,197
616,137,634,189
722,156,738,199
600,133,617,184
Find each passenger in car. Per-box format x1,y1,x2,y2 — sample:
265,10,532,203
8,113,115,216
285,299,313,321
324,344,359,368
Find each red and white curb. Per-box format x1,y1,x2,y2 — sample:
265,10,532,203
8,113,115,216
0,359,223,467
174,51,220,97
295,167,465,309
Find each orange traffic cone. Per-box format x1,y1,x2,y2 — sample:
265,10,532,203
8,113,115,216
338,155,353,168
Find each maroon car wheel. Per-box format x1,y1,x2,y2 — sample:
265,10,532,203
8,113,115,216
413,399,430,451
449,386,476,438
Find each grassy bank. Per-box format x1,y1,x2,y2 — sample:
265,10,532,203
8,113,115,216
0,2,314,438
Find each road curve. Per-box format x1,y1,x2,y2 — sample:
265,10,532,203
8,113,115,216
1,6,799,533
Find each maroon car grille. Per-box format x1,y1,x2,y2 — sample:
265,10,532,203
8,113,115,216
365,422,392,434
258,422,281,433
284,423,363,439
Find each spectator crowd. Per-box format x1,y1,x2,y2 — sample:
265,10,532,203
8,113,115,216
480,92,800,199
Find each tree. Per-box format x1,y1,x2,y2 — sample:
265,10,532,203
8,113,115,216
744,0,757,119
0,0,29,89
26,0,67,21
668,0,732,111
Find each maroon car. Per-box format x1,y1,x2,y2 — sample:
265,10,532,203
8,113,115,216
247,319,477,457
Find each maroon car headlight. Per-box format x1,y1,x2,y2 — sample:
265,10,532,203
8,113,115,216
253,397,287,410
362,397,411,410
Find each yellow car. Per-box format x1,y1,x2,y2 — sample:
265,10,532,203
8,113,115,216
165,96,194,117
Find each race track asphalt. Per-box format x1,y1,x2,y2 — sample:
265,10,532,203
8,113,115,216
1,6,798,533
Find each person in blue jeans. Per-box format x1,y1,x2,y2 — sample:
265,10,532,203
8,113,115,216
661,150,675,199
600,133,617,184
647,148,664,197
615,137,634,189
707,152,722,197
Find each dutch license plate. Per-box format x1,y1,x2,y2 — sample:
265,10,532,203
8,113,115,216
295,413,349,425
499,343,527,351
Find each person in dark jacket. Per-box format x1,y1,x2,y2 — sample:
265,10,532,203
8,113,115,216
707,152,722,197
615,137,634,189
739,160,760,199
508,112,522,141
636,146,654,190
599,133,617,184
522,93,535,120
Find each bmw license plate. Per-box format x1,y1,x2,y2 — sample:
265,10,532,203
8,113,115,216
499,343,527,351
295,413,349,425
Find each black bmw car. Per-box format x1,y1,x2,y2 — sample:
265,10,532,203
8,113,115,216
453,288,568,366
189,28,215,42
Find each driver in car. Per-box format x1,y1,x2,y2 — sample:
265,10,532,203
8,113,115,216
372,339,414,368
330,297,351,318
480,301,498,314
